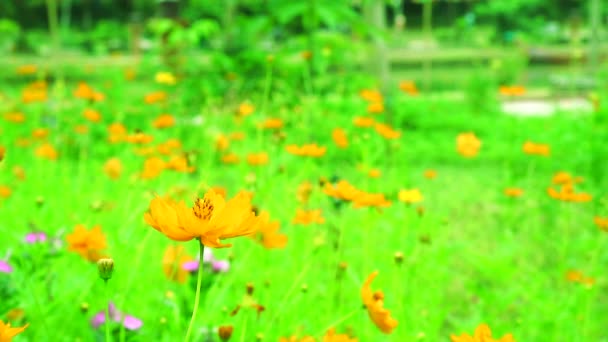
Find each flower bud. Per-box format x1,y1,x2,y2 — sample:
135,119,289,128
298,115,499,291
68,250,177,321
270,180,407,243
218,325,234,341
394,251,404,265
97,258,114,281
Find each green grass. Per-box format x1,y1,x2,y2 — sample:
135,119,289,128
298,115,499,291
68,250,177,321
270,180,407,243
1,56,608,342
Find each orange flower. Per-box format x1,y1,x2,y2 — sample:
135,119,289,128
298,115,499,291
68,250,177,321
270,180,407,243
0,320,29,341
286,144,326,157
247,153,268,166
547,173,592,202
398,81,419,96
73,82,104,101
565,269,595,287
4,112,25,123
332,128,348,148
353,116,375,128
153,114,175,129
280,336,315,342
162,245,193,283
498,85,526,97
32,128,49,140
367,102,384,114
504,188,523,197
398,189,423,204
104,158,122,180
260,118,284,129
141,157,166,179
216,134,230,151
17,64,37,75
323,180,360,201
450,323,515,342
108,123,127,143
352,192,391,209
301,50,313,60
359,89,383,103
222,153,240,164
361,271,398,334
156,139,182,155
323,328,357,342
127,132,154,145
166,155,194,173
35,143,58,160
0,185,11,199
66,224,107,262
292,209,325,225
254,211,287,249
21,81,48,103
368,168,381,178
456,132,481,158
594,216,608,232
238,103,255,117
374,123,400,139
424,169,437,179
229,132,245,140
0,145,4,162
522,141,550,156
552,171,582,185
83,109,101,123
144,189,260,248
144,91,167,104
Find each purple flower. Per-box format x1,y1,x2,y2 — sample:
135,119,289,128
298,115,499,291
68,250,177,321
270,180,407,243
25,232,48,244
91,302,142,331
0,260,12,273
181,260,199,272
180,248,230,274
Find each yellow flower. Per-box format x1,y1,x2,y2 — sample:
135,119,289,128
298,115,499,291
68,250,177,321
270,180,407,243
361,271,398,334
450,323,515,342
144,189,259,248
457,132,481,158
0,320,29,341
155,71,177,85
398,189,423,204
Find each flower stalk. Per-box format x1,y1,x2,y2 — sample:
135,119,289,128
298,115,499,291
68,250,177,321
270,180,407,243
184,241,205,342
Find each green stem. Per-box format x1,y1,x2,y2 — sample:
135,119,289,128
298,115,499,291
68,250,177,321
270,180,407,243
184,242,205,342
105,281,112,342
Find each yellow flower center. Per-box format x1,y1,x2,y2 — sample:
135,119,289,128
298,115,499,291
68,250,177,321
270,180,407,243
193,197,214,220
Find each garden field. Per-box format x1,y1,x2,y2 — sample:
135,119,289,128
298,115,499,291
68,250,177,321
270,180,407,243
1,55,608,342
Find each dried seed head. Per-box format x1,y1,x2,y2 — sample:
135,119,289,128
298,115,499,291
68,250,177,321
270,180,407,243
80,302,89,314
246,283,255,295
97,258,114,282
218,325,234,341
301,283,308,293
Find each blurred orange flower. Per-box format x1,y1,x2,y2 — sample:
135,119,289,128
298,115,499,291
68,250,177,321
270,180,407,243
127,132,154,145
104,158,122,180
260,118,284,129
594,216,608,232
547,173,591,202
166,155,194,173
32,128,49,140
368,168,381,178
144,91,167,104
0,145,4,162
144,189,259,248
286,144,326,157
323,328,357,342
353,116,375,128
399,81,419,96
254,211,287,249
83,109,101,123
293,209,325,225
504,188,523,197
247,153,269,166
352,192,391,209
73,82,104,102
450,323,515,342
4,112,25,123
74,124,89,135
153,114,175,129
0,320,29,341
22,81,48,103
456,132,481,158
424,169,437,179
229,132,245,140
332,128,348,148
35,143,58,160
323,180,360,201
0,185,11,199
141,157,166,179
522,141,550,156
361,271,398,334
374,123,400,139
238,103,255,117
499,85,526,96
222,153,240,164
367,102,384,114
296,181,313,204
216,134,230,151
157,139,182,155
12,166,25,180
108,123,127,143
359,89,383,103
17,64,37,75
565,269,595,286
162,245,193,283
66,224,107,262
398,189,423,203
